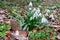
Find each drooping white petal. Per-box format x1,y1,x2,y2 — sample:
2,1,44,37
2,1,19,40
28,2,33,7
33,12,39,18
29,7,32,10
41,16,49,23
31,8,36,12
36,8,40,13
38,13,42,17
33,8,36,11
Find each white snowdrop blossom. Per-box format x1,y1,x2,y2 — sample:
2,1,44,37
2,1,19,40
33,12,40,18
38,13,42,17
41,16,49,23
28,2,33,7
30,7,41,20
34,12,39,17
49,14,55,20
45,9,50,13
36,8,40,13
30,12,38,20
29,7,32,10
31,8,36,13
30,12,42,20
15,30,19,36
32,8,41,18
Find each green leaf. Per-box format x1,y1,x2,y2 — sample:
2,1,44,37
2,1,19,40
19,20,25,30
23,24,28,30
28,31,32,36
12,6,19,9
12,11,24,21
41,32,46,38
45,28,51,33
0,31,6,37
19,21,24,27
3,22,8,30
0,26,3,31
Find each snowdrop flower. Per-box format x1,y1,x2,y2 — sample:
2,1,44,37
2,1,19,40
33,12,42,18
36,8,40,13
28,2,33,7
38,13,42,17
45,9,50,13
33,11,39,18
29,7,32,10
15,30,19,36
31,8,36,13
49,14,55,20
30,12,40,20
41,16,49,23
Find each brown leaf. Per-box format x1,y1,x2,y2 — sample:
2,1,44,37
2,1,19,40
10,19,20,32
19,30,28,37
4,36,10,40
5,30,12,36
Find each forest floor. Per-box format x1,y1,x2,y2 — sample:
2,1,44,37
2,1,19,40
0,1,60,40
